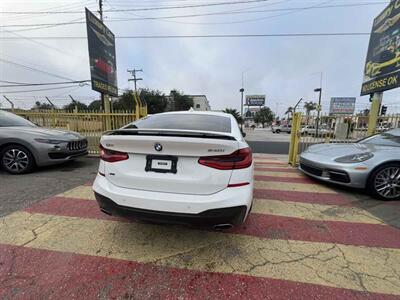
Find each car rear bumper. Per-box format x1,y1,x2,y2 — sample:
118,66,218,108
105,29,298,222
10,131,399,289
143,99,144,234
92,175,253,226
95,192,247,226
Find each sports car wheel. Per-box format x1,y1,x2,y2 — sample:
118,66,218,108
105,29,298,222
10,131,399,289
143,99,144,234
368,163,400,200
0,145,35,174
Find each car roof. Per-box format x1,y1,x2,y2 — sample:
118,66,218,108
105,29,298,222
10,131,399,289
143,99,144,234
157,110,233,118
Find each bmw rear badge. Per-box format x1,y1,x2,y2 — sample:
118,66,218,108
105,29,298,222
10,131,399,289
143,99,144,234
154,143,163,152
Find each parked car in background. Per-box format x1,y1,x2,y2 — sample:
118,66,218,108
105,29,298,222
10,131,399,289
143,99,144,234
93,111,254,228
0,110,88,174
301,125,333,137
272,124,291,134
299,129,400,200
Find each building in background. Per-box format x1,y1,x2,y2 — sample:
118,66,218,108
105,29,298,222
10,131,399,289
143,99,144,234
244,95,266,127
189,95,211,111
244,106,262,127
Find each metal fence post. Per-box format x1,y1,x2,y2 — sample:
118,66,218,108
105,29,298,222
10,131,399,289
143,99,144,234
288,112,302,166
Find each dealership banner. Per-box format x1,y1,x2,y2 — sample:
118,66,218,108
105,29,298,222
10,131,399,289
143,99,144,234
246,95,266,106
361,1,400,95
85,8,118,97
329,97,356,115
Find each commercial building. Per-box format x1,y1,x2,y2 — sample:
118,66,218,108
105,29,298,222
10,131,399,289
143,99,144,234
189,95,211,111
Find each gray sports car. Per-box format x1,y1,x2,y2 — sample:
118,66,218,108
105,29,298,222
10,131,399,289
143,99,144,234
0,110,88,174
299,128,400,200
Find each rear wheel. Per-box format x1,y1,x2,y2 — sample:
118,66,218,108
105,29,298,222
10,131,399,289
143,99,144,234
368,163,400,200
0,145,35,174
276,129,281,133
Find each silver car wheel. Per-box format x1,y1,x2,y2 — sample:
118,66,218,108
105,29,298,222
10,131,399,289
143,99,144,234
2,149,29,172
374,167,400,199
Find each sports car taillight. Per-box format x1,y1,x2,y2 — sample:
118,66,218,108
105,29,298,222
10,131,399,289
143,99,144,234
100,145,128,162
198,147,252,170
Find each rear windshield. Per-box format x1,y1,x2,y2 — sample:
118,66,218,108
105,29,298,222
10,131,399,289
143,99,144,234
124,114,232,133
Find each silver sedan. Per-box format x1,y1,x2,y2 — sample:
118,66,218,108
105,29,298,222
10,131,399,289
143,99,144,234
299,129,400,200
0,110,88,174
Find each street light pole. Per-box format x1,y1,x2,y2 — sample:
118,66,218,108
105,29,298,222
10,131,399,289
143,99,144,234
240,88,244,131
314,88,322,137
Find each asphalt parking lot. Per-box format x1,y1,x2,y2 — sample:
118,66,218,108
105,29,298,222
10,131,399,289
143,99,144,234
0,157,99,217
1,155,400,299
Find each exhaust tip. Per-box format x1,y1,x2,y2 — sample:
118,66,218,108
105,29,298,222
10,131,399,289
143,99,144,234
213,224,233,230
100,208,112,216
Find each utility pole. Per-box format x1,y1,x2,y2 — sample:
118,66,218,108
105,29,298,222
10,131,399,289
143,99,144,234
128,69,143,120
314,72,323,137
98,0,103,21
314,88,322,136
239,88,244,131
3,95,15,111
127,69,143,93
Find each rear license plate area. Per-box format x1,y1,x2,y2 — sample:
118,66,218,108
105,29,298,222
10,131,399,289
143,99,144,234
145,155,178,174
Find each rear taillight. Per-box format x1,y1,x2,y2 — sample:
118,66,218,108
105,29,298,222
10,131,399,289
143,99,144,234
100,144,129,162
198,147,252,170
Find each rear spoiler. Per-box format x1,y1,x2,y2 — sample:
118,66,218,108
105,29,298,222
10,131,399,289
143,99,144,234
105,128,236,141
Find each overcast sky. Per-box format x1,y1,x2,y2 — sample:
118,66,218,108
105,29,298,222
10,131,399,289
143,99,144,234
1,0,398,116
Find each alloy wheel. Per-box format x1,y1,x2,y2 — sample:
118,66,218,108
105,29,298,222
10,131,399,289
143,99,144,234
2,149,29,172
374,167,400,199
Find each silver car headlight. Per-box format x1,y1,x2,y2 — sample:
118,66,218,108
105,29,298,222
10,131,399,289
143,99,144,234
334,152,374,163
34,138,65,144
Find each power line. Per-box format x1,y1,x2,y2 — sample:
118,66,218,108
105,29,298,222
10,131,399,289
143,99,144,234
0,32,371,40
0,80,91,87
0,0,272,14
1,85,88,94
0,58,76,81
0,2,388,28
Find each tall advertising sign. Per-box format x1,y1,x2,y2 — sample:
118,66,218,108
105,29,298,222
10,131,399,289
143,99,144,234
85,8,118,97
329,97,356,115
245,95,266,106
361,1,400,95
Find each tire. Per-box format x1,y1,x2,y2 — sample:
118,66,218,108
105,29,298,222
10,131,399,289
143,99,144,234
367,163,400,200
276,130,281,133
0,144,35,174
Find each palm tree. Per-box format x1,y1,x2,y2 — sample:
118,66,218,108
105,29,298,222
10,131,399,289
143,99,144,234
303,101,317,124
223,108,243,124
285,106,294,120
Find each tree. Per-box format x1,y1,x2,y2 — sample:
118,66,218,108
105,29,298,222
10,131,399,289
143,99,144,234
254,107,274,128
63,101,88,111
88,100,102,111
223,108,243,124
32,101,53,110
303,101,317,124
285,106,294,120
140,89,168,114
170,90,193,111
113,91,135,111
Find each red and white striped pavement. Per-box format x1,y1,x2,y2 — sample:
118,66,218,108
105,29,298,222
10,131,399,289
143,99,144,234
0,154,399,299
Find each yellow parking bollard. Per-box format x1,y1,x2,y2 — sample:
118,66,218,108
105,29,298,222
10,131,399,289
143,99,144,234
288,112,302,166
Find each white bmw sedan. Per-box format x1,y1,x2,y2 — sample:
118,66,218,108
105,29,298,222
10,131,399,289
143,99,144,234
92,111,254,229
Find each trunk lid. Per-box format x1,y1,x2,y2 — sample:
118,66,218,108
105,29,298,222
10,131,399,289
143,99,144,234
101,130,239,195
